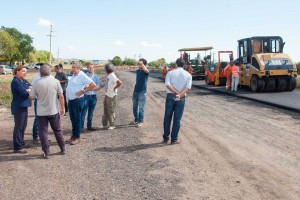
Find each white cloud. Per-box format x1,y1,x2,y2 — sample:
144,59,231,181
113,40,125,46
68,46,75,51
140,41,162,48
38,18,52,27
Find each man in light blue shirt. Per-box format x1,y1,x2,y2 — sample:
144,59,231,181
66,61,96,145
163,58,192,145
81,63,101,131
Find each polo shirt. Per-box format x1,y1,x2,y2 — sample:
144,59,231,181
66,70,94,100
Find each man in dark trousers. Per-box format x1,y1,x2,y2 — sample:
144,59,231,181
163,58,192,144
29,64,66,159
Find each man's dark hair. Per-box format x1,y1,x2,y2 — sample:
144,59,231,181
105,63,114,74
176,58,185,67
139,58,147,65
59,63,63,69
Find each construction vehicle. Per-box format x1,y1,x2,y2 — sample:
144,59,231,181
205,50,234,86
236,36,297,92
178,47,213,80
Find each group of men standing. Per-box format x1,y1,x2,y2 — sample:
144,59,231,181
11,57,192,158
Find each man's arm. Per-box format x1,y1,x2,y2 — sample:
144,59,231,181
177,88,190,98
76,82,96,97
58,93,65,115
91,76,101,91
166,85,180,95
91,85,101,91
141,64,149,74
114,80,122,92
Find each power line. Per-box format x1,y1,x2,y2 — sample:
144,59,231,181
56,47,59,64
47,25,53,65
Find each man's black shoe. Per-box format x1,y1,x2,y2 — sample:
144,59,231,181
87,127,97,131
42,153,49,159
13,149,27,154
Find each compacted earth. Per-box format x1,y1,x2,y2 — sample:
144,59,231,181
0,70,299,199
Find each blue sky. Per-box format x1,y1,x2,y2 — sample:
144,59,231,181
1,0,300,62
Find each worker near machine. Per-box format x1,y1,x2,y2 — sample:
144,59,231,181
162,66,168,79
231,62,240,92
224,62,233,90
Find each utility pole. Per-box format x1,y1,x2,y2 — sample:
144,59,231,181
56,47,59,64
47,25,53,65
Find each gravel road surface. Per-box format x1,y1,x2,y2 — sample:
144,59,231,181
0,70,299,199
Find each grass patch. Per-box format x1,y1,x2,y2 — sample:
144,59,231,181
0,75,14,107
0,82,12,106
297,77,300,89
0,73,34,107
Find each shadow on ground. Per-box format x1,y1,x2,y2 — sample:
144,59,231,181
94,142,168,154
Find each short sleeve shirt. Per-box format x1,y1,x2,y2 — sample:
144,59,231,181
66,71,94,100
85,72,100,95
105,72,119,98
30,76,63,116
134,69,149,92
165,67,192,94
55,72,68,91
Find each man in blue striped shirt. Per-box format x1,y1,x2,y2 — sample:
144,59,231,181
81,64,101,131
163,58,192,144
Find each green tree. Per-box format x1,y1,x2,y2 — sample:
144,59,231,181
157,58,166,67
28,50,54,63
123,58,137,66
28,51,37,62
35,50,48,63
44,51,55,64
148,61,160,68
169,62,176,68
111,56,123,66
148,58,167,68
1,26,35,64
0,30,19,63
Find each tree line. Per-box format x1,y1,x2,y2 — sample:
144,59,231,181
111,56,175,68
0,26,53,65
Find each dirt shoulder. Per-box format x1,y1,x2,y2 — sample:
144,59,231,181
0,70,299,199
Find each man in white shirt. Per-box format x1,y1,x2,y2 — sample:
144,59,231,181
66,61,96,145
163,58,192,144
102,63,122,130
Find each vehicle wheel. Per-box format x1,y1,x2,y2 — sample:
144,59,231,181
205,75,211,85
257,79,265,92
275,78,287,92
286,77,296,91
264,78,276,92
219,78,226,86
250,76,259,92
